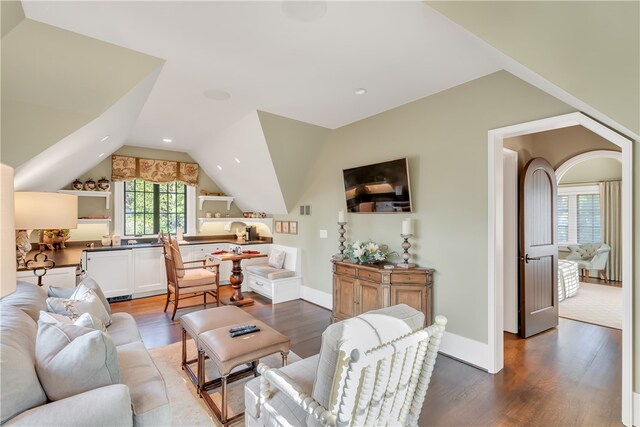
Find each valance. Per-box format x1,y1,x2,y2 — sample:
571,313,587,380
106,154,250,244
111,155,199,186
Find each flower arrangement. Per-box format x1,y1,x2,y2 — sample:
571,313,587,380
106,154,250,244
43,229,70,238
344,240,389,264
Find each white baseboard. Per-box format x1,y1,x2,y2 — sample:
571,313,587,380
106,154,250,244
300,285,332,310
633,392,639,426
439,331,489,371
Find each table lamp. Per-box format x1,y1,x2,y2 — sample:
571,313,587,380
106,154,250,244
1,164,16,297
14,191,78,285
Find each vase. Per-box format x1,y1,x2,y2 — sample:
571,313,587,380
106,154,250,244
84,178,96,191
97,177,110,191
72,179,83,190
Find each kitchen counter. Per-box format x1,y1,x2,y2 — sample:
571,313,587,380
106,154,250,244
17,247,85,271
84,238,271,252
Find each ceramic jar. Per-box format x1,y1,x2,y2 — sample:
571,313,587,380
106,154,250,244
97,177,110,191
72,179,83,190
84,178,96,191
101,235,111,246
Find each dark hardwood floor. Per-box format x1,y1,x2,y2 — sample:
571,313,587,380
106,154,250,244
111,287,623,426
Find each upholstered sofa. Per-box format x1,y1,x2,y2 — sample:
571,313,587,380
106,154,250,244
566,242,611,282
0,279,170,426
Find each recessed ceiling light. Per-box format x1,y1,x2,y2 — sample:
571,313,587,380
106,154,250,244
217,165,223,170
162,138,173,143
100,135,110,142
354,88,367,95
203,90,231,101
282,1,327,22
98,153,105,158
234,157,240,164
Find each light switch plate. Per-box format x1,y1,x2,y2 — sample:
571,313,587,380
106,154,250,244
319,230,328,238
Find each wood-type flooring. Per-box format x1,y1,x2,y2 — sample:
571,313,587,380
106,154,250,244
111,286,622,426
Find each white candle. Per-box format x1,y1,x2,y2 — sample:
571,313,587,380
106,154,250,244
402,218,412,235
338,210,345,223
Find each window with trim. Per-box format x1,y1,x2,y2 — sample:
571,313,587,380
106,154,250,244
557,185,601,245
124,179,187,236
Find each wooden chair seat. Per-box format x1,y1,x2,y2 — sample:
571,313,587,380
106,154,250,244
161,233,220,320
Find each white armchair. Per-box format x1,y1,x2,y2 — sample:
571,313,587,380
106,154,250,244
566,243,611,282
244,305,447,427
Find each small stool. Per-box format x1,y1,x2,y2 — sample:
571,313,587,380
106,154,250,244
180,306,254,389
198,320,290,426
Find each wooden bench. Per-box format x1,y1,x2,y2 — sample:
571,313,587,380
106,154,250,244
245,245,301,303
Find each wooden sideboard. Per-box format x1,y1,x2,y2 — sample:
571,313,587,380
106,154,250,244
332,260,434,326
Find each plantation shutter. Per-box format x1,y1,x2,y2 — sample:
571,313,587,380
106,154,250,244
577,194,600,243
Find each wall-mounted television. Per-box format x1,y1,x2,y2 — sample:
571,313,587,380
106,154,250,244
342,158,412,213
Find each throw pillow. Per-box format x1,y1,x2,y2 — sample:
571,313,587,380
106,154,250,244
35,318,120,401
39,311,107,333
50,275,112,316
268,248,286,269
46,284,111,326
0,281,47,322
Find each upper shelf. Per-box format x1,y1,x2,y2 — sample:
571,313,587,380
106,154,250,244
77,218,111,225
198,217,272,232
198,195,234,210
58,190,111,209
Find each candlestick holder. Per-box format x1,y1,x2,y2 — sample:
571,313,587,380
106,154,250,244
335,222,347,260
396,234,416,268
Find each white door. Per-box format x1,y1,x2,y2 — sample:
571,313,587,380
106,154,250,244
133,247,165,296
503,148,518,334
84,250,134,298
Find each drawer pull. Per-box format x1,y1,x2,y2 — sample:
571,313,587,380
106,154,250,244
255,281,264,287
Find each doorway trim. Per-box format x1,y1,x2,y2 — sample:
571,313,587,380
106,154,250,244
487,112,633,425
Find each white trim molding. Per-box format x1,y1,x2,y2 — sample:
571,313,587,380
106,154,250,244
439,331,489,371
555,150,622,182
487,112,633,426
634,392,640,427
300,285,332,310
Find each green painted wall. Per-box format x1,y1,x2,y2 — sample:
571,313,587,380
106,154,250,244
428,1,640,136
1,0,24,38
274,71,574,342
258,111,330,213
1,19,163,167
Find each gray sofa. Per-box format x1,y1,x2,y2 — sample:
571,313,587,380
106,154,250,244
0,280,170,426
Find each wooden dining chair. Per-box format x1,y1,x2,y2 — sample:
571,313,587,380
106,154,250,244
161,233,220,320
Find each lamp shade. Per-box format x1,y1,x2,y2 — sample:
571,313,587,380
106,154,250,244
1,164,16,297
15,192,78,230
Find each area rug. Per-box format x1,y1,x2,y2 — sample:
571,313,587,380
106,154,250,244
559,282,622,330
148,340,301,427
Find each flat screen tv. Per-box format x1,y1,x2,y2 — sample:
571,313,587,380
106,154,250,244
342,158,412,213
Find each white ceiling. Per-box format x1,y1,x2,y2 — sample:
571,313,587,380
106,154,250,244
22,1,502,152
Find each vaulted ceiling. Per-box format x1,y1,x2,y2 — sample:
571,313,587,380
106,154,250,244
2,1,637,213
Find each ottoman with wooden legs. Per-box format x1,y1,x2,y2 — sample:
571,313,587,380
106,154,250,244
180,306,255,390
198,320,290,426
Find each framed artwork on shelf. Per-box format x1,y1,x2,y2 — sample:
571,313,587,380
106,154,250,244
275,221,282,233
282,221,289,234
289,221,298,235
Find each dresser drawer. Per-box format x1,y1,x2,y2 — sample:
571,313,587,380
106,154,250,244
391,272,426,284
358,269,381,282
335,264,356,277
248,274,273,298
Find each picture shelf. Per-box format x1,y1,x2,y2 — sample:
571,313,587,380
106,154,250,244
58,190,111,209
198,217,273,232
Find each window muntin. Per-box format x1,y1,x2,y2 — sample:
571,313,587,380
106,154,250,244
124,179,187,236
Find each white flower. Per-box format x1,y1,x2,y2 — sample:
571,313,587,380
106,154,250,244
353,247,365,257
366,242,379,253
353,240,362,250
374,252,385,261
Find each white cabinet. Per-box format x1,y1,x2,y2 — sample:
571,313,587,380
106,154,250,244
84,250,134,298
16,267,76,290
132,247,165,296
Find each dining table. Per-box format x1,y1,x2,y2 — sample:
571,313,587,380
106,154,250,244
207,251,268,306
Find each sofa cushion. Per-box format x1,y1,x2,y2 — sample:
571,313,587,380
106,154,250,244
246,264,295,280
39,311,107,333
268,248,286,269
78,275,113,315
170,238,185,278
245,354,319,422
1,281,47,322
46,284,111,326
108,312,142,347
0,304,47,424
312,304,424,413
35,316,120,401
117,341,171,426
